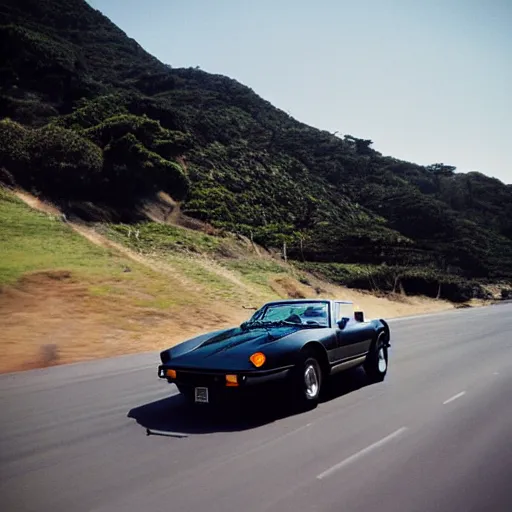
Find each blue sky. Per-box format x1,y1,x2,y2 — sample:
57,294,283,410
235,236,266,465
87,0,512,184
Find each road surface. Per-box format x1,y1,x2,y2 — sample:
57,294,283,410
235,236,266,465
1,304,511,512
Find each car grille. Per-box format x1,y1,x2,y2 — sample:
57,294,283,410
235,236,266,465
175,370,225,387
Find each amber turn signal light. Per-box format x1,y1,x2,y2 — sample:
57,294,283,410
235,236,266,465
166,369,177,379
249,352,266,368
225,374,239,387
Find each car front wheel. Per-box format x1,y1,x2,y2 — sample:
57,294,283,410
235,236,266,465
293,354,322,409
364,334,388,382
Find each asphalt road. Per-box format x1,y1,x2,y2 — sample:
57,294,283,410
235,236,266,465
1,304,511,512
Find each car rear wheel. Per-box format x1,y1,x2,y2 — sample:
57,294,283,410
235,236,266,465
364,334,388,382
293,354,322,409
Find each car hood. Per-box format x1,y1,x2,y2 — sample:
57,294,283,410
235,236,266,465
169,325,301,366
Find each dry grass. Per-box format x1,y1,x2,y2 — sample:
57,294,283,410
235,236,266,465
269,275,308,299
0,268,248,373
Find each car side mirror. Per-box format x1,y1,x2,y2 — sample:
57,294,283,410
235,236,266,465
354,311,364,322
337,317,349,329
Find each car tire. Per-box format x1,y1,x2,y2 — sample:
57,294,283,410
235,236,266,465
364,334,388,382
293,353,322,409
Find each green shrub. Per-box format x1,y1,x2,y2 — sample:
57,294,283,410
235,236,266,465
26,125,103,196
0,119,30,181
152,132,194,159
103,133,189,200
0,120,103,196
55,94,130,130
84,114,167,148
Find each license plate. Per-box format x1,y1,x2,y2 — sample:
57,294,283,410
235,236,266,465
194,387,209,403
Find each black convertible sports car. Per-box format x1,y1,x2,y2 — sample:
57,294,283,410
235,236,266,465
158,299,390,408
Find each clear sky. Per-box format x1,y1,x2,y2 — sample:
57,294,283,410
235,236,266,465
87,0,512,184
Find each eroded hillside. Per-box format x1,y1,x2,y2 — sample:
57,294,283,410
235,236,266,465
0,187,458,373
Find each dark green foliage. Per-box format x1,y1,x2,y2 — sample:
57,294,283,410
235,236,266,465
54,94,130,130
0,116,188,202
84,114,166,148
81,112,193,156
102,133,189,200
0,95,60,127
0,119,30,178
1,0,511,302
27,124,103,196
0,119,103,196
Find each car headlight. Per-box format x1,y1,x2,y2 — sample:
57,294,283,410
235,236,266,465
249,352,266,368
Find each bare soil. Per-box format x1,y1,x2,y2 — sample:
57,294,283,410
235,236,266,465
0,269,247,373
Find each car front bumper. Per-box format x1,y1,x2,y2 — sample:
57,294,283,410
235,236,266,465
157,364,294,402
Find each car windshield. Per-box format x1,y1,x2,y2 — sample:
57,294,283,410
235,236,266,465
248,302,330,328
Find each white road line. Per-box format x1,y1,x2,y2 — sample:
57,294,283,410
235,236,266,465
443,391,466,405
316,427,408,480
493,372,500,375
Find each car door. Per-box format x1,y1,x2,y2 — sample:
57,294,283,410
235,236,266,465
333,302,374,361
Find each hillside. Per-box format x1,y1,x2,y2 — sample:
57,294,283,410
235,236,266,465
0,186,458,373
1,0,512,303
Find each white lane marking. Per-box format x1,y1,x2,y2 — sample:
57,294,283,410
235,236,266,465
493,372,499,375
316,427,408,480
443,391,466,405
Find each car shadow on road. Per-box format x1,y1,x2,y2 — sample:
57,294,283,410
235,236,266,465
127,367,375,436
